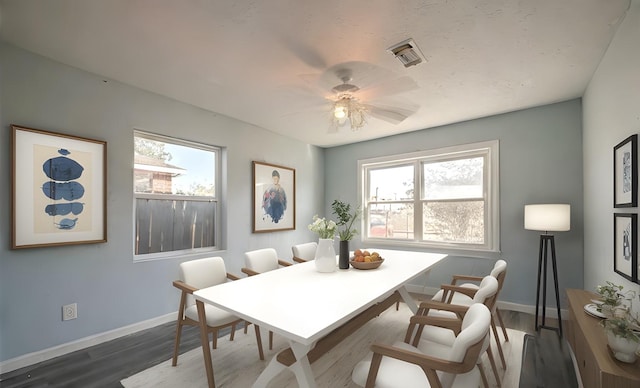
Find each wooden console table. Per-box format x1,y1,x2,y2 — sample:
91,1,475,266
566,288,640,388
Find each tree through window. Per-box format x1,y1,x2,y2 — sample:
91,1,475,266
133,131,220,257
359,140,499,254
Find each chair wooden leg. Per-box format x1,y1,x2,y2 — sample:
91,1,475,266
196,300,216,388
212,329,218,350
244,320,250,334
269,330,274,350
491,318,507,369
229,323,236,341
478,360,490,388
486,346,501,387
496,308,509,342
254,324,265,360
171,319,184,366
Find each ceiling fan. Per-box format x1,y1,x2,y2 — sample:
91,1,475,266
330,69,368,131
298,62,420,132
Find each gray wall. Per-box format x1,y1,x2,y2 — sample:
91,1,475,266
0,42,323,362
325,100,584,306
583,1,640,300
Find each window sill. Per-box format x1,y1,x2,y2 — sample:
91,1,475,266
361,239,501,260
133,247,225,263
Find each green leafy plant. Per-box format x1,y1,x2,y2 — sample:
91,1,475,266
308,215,336,239
596,281,628,308
596,281,640,342
331,200,361,241
601,309,640,342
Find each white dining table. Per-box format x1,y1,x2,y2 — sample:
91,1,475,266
193,248,446,388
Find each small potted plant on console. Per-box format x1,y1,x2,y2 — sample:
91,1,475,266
597,282,640,363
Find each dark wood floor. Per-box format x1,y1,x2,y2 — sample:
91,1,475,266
0,307,575,388
0,322,205,388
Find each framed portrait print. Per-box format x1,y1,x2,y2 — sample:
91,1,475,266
12,125,107,249
613,134,637,208
613,213,637,282
253,161,295,232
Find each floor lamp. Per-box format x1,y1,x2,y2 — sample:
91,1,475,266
524,204,570,336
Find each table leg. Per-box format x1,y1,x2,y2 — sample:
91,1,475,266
251,355,287,388
289,342,316,388
251,341,315,388
196,300,216,388
397,286,418,314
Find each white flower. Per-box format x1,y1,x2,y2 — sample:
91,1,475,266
308,215,336,239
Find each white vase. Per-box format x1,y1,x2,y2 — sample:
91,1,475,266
606,331,639,363
314,238,336,273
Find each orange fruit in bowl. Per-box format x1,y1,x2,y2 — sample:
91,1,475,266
354,249,363,256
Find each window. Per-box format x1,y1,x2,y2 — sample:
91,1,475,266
359,140,499,254
133,131,220,258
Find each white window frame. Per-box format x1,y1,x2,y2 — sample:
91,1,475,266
133,130,222,262
358,140,499,257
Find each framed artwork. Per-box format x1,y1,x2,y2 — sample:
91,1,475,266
613,134,637,208
12,125,107,249
253,161,295,232
613,213,637,282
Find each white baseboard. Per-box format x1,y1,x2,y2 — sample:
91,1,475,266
497,299,569,320
0,312,176,375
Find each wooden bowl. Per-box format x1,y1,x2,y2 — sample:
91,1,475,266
350,258,384,270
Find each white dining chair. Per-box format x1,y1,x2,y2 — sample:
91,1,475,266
417,275,501,387
242,247,292,276
172,257,264,372
432,260,509,370
241,248,292,349
352,303,492,388
291,241,317,263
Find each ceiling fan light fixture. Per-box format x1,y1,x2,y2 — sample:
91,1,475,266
331,95,368,131
333,103,347,119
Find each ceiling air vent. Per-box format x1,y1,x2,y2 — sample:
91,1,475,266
388,39,425,68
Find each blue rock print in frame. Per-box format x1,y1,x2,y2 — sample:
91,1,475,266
32,143,93,234
11,125,106,249
41,149,86,230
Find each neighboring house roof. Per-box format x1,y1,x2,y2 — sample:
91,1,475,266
134,154,186,176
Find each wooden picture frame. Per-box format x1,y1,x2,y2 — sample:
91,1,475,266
613,134,637,208
613,213,637,282
252,161,295,232
11,125,107,249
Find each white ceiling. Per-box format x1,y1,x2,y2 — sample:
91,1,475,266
0,0,632,147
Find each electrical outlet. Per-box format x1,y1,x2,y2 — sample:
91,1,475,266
62,303,77,321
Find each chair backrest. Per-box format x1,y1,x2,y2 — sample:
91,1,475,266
291,242,317,261
180,257,228,306
244,248,280,273
472,275,499,305
490,259,507,292
440,303,491,388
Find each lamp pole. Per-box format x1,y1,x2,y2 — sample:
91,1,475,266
535,233,562,336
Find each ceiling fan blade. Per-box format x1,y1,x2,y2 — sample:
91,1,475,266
297,73,336,99
364,104,417,125
356,76,419,101
278,35,328,71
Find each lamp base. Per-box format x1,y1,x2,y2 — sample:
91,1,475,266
535,234,563,336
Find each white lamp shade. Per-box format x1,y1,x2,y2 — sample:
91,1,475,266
524,204,571,232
